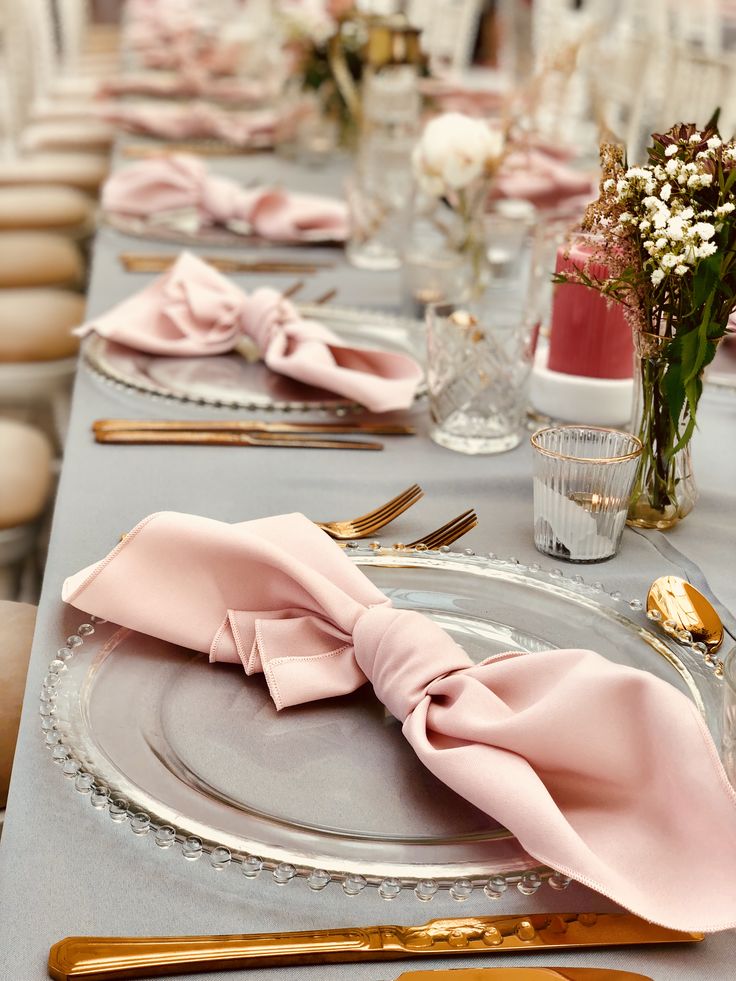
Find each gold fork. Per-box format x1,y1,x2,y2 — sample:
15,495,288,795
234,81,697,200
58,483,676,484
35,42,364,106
400,509,478,550
316,484,424,540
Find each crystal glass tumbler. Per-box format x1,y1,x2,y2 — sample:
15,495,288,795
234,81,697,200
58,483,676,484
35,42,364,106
531,426,643,562
426,298,536,454
724,647,736,789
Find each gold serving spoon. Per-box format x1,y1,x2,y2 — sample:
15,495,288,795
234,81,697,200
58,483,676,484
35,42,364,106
646,575,724,653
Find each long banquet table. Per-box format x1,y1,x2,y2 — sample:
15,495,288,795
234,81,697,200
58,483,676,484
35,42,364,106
1,144,735,980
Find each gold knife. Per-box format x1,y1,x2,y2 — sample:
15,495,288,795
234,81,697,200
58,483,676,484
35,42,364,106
47,913,702,980
93,430,383,450
119,252,335,274
388,971,652,981
92,418,415,436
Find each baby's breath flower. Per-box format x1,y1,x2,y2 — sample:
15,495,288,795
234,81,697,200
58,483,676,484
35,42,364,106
665,158,679,175
661,253,679,268
655,237,667,249
707,136,722,150
689,132,702,143
665,145,679,157
675,264,689,275
692,222,715,240
715,202,735,216
696,242,717,258
602,178,615,191
619,211,633,223
651,268,665,285
660,184,672,201
639,219,651,231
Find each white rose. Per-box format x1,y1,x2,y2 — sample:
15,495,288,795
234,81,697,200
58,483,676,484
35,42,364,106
413,112,504,195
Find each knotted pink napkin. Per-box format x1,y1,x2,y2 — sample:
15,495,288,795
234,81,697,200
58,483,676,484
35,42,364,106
100,102,280,147
74,253,421,412
102,155,348,243
62,511,736,932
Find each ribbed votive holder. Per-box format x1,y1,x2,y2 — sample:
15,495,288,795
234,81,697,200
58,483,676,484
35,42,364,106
531,426,642,562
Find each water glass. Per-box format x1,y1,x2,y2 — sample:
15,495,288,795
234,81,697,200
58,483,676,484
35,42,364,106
531,426,643,562
724,646,736,789
345,161,413,271
426,297,536,454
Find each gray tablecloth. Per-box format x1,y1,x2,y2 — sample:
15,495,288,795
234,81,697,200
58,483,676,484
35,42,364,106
1,149,735,980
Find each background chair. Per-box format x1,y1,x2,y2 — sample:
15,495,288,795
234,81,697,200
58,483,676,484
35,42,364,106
0,599,37,832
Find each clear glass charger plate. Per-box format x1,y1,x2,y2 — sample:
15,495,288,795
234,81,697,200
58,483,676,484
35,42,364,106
43,547,724,902
81,305,425,413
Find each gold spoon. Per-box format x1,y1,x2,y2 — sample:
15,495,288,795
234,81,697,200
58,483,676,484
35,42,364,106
646,575,724,653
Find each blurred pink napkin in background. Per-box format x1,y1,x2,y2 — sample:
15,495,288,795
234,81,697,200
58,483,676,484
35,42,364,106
102,154,348,243
74,252,421,412
494,147,596,211
100,102,281,147
98,72,274,105
62,509,736,933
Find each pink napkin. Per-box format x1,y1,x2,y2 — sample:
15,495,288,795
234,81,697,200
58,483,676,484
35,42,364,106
62,510,736,932
102,155,348,243
98,73,272,105
74,253,421,413
494,148,595,211
100,102,280,147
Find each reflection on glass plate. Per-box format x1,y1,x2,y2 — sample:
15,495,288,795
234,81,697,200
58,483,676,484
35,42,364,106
42,548,723,901
82,305,425,413
104,211,345,247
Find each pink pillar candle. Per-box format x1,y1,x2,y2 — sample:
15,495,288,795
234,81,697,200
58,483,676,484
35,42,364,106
548,241,633,379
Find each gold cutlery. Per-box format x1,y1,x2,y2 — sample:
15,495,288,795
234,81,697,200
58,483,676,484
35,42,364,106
47,912,702,980
402,508,478,550
119,252,335,274
337,510,477,551
383,972,652,981
646,575,724,653
121,140,265,158
315,483,424,539
94,430,383,450
313,286,338,305
92,419,415,437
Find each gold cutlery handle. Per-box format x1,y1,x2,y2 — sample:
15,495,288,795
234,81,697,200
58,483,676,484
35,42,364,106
94,430,383,450
48,929,379,980
92,419,415,436
48,915,703,980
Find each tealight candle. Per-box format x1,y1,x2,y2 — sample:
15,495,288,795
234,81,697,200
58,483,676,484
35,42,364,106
548,238,633,379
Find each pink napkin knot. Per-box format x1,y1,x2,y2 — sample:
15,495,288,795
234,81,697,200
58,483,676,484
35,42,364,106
61,510,736,932
76,253,423,412
354,605,470,722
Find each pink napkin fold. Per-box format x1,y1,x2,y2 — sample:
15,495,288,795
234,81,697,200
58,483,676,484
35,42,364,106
100,102,280,147
74,252,421,413
98,72,273,105
62,510,736,932
102,155,348,243
494,148,595,211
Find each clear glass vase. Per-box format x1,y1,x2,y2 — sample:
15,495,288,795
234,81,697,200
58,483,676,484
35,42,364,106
402,184,490,313
627,332,698,530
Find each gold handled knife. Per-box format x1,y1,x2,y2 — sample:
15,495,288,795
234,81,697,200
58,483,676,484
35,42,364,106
48,913,702,980
391,971,652,981
93,430,383,449
92,418,415,436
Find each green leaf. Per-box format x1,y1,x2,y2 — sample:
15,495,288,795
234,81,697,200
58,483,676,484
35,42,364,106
661,359,686,427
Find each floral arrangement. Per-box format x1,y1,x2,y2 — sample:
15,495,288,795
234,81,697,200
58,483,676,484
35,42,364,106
556,114,736,525
412,112,506,293
277,0,360,142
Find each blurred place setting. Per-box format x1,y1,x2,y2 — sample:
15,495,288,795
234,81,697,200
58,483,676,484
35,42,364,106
2,3,736,981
